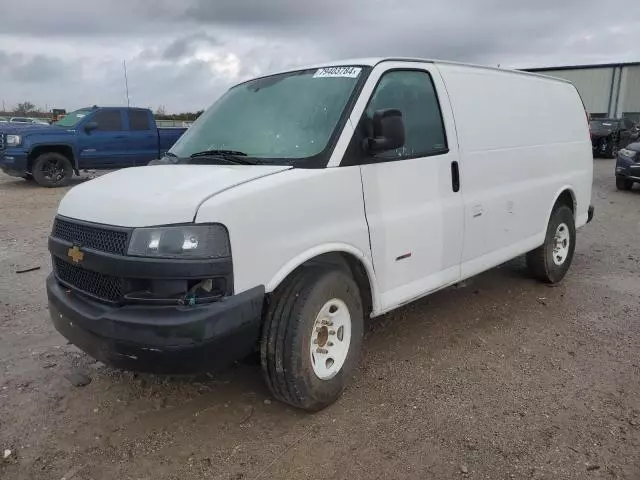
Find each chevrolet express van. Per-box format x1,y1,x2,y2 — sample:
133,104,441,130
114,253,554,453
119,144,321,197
46,58,594,411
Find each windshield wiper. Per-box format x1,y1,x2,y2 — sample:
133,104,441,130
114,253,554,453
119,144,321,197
188,150,260,165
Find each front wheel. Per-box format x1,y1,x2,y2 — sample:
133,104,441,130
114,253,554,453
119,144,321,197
260,267,364,411
31,152,73,187
526,205,576,284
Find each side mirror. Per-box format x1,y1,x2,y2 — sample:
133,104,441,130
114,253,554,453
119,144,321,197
84,121,98,133
363,109,405,153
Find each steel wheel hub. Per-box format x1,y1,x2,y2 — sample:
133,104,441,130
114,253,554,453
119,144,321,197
44,159,63,181
552,222,570,266
309,298,352,380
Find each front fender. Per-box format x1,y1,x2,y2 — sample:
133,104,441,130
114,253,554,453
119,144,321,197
27,142,78,169
194,167,376,311
265,243,381,314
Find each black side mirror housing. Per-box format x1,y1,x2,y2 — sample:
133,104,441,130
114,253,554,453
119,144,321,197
363,109,405,153
84,121,98,133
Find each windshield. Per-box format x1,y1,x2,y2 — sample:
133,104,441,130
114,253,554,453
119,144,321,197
54,109,92,127
169,66,366,166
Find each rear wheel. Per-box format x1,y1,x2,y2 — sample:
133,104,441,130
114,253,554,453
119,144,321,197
260,267,364,411
32,152,73,187
526,205,576,284
616,177,633,191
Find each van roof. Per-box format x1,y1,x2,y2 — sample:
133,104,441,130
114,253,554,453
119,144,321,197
267,57,573,85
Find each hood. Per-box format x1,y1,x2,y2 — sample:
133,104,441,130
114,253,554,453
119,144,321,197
57,164,292,227
625,142,640,152
0,123,60,135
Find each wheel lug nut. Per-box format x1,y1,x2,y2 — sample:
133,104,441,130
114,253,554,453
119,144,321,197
313,339,318,344
329,330,335,335
316,348,328,354
327,342,334,347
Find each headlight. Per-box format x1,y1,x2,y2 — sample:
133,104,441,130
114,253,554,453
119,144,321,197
6,135,21,146
619,148,637,159
127,224,230,259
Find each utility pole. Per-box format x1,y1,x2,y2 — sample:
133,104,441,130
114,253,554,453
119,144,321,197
123,60,131,107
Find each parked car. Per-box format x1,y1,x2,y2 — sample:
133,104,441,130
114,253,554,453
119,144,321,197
590,117,636,158
0,116,8,123
46,58,593,411
615,142,640,190
10,116,34,124
0,106,187,186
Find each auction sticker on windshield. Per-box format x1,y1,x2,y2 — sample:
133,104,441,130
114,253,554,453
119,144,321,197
313,67,362,78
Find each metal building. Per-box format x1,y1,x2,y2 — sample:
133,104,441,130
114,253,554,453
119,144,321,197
525,62,640,122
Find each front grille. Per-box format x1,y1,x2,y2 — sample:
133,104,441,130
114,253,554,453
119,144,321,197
54,257,122,302
53,217,129,255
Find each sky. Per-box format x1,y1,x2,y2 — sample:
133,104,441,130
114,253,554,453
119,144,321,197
1,0,638,114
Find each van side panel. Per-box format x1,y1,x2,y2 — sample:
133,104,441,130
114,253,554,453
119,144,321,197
195,167,379,309
436,64,593,278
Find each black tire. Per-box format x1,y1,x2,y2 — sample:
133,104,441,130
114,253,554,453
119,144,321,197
31,152,73,187
260,267,364,411
616,177,633,191
526,205,576,284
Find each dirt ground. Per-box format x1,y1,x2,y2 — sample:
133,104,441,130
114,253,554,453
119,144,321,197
1,159,639,480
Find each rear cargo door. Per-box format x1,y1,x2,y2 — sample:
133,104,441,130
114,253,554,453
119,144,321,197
350,63,464,311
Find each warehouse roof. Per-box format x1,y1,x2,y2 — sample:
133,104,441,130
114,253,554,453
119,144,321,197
526,61,640,72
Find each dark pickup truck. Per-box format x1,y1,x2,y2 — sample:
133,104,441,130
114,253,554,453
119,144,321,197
590,118,639,158
0,106,187,187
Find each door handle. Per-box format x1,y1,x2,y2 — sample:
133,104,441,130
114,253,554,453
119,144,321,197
451,161,460,193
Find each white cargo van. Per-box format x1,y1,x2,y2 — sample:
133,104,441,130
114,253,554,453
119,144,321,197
47,58,594,411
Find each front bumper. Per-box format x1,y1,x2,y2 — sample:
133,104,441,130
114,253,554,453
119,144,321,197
47,274,265,373
0,148,28,176
615,155,640,182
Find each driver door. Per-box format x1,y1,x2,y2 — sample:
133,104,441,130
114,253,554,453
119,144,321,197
78,109,130,168
349,64,465,312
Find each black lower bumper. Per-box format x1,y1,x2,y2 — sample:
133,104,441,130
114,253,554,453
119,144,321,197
0,166,26,178
588,205,595,224
47,274,265,374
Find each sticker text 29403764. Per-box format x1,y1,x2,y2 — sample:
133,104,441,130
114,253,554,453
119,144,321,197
313,67,362,78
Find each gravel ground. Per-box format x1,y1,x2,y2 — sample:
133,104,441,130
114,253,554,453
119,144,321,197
1,160,639,480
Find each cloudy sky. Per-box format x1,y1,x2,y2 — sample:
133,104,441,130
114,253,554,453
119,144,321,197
1,0,638,113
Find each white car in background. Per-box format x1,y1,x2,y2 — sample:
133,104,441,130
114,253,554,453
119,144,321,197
8,117,49,125
9,117,34,124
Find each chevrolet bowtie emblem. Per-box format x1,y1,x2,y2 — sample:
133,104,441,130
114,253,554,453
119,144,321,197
68,245,84,263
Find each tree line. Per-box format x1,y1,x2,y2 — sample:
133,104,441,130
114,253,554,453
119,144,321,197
1,101,204,120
